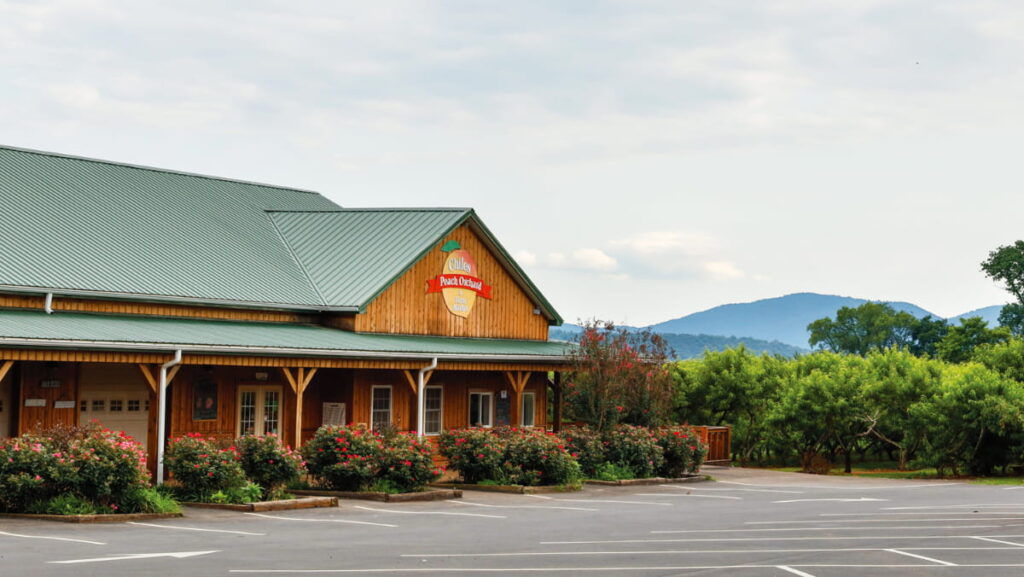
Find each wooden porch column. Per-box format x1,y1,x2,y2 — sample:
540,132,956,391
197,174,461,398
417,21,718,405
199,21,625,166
138,363,182,479
504,371,531,427
282,367,318,448
552,372,563,433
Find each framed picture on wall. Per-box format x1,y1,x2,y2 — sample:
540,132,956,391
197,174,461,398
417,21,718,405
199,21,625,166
192,378,218,421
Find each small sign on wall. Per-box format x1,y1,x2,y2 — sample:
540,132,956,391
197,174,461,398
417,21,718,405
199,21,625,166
40,379,61,389
54,400,75,409
323,402,346,426
25,398,46,407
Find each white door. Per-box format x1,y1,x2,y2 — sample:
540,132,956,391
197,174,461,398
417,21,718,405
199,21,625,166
79,364,150,449
238,386,282,436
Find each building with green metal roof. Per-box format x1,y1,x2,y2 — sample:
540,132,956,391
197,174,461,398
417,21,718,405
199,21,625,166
0,145,570,478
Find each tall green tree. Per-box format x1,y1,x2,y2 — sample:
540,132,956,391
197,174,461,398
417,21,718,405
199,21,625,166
998,303,1024,337
807,302,920,356
936,317,1010,364
981,240,1024,305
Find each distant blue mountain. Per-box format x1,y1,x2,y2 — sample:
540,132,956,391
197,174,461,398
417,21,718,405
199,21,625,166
556,293,1004,349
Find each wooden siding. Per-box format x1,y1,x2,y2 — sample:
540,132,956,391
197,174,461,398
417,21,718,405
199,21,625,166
0,293,308,323
355,225,550,340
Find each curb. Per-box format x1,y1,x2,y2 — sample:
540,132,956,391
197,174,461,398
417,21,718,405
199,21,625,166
429,483,581,494
292,489,462,502
0,511,183,524
181,496,337,512
585,475,709,486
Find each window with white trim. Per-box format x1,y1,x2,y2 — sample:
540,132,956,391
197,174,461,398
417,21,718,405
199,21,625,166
424,386,443,435
469,391,493,428
371,386,392,431
521,392,536,428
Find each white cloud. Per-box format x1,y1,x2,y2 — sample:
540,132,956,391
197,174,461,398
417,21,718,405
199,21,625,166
570,248,617,272
704,261,745,281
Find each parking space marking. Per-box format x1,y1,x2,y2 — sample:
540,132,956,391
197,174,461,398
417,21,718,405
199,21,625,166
635,492,742,500
229,563,1024,573
401,546,1023,558
0,531,105,545
526,495,671,507
662,485,802,494
128,521,266,536
885,549,957,566
244,512,397,528
777,567,817,577
1004,486,1024,490
352,505,505,519
717,480,961,490
773,498,887,504
653,525,1003,533
885,503,1024,510
973,536,1024,547
453,499,598,512
542,534,1024,545
823,511,1024,516
748,518,1023,525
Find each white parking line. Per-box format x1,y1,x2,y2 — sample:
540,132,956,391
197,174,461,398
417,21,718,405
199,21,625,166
777,567,817,577
885,503,1024,510
244,512,397,528
542,534,1024,545
973,536,1024,547
453,500,597,512
526,495,670,507
0,531,105,546
748,518,1024,525
717,480,961,490
822,512,1024,516
401,546,1023,558
128,522,265,536
661,485,802,494
353,505,504,519
634,493,742,500
229,563,1024,573
885,549,957,566
653,525,1003,533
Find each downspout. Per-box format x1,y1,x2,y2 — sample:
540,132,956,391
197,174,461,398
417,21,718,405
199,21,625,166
44,293,53,314
416,358,438,438
155,349,183,485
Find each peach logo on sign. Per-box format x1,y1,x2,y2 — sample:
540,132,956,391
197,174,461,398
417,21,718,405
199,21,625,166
426,240,492,318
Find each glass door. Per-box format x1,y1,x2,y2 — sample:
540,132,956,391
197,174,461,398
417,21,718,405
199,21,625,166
238,385,282,436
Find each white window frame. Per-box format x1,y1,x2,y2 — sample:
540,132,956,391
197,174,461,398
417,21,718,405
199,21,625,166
237,385,283,437
469,391,494,428
423,386,443,436
371,385,393,431
520,391,536,428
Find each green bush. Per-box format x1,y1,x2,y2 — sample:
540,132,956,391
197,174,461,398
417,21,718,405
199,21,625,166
118,486,181,514
559,426,605,478
164,433,247,501
302,426,382,491
594,462,635,481
29,493,98,515
437,428,504,484
210,482,263,504
375,433,441,493
655,426,706,477
64,427,151,507
0,437,62,512
603,425,665,479
439,427,579,486
236,434,305,494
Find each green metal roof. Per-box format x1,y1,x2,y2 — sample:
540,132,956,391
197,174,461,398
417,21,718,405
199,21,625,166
268,209,471,309
0,309,571,362
0,145,337,308
0,145,563,324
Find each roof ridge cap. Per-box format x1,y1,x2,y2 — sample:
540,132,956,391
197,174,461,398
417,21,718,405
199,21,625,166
0,143,324,196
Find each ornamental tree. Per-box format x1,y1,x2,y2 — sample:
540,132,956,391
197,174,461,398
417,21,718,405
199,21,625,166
565,320,674,431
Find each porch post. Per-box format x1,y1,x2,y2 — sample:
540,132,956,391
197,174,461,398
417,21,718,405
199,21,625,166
282,368,318,449
552,371,563,433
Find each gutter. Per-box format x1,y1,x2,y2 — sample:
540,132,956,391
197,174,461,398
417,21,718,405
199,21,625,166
0,337,572,363
155,349,182,485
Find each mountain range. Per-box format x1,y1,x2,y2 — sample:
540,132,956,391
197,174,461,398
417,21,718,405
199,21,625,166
553,292,1005,358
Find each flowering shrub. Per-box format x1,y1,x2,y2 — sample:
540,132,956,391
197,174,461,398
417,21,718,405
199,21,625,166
375,433,442,493
559,426,605,478
655,426,706,477
302,426,382,491
439,427,579,486
437,428,504,484
500,428,580,486
0,424,156,514
164,433,247,501
603,424,664,479
236,434,305,495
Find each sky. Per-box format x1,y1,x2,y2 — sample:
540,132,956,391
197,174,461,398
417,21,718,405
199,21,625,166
2,1,1022,326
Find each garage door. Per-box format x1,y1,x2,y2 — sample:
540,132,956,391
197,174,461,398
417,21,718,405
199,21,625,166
78,364,150,450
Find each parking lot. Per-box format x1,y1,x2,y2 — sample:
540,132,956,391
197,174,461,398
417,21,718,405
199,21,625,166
3,466,1024,576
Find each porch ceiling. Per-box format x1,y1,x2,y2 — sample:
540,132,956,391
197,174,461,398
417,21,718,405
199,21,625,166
0,309,571,363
